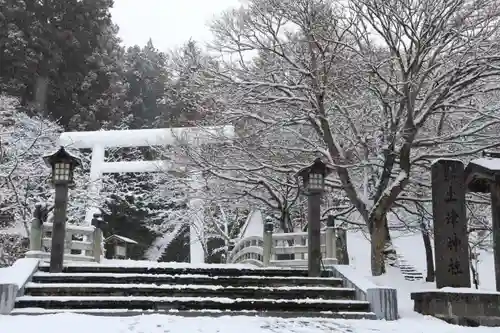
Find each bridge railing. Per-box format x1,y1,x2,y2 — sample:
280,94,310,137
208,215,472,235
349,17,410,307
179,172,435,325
227,223,400,322
228,223,338,268
25,220,102,263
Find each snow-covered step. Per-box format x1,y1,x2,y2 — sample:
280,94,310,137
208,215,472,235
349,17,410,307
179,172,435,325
399,270,423,274
393,250,424,281
9,308,377,319
32,272,344,287
23,282,357,299
15,295,372,313
37,263,321,277
400,270,421,274
400,268,419,272
18,262,375,318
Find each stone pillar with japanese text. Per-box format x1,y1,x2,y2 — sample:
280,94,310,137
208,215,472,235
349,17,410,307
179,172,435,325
431,159,471,288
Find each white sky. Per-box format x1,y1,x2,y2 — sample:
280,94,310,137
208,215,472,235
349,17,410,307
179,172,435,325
110,0,240,51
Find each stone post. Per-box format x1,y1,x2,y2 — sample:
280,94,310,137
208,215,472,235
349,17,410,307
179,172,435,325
325,216,337,263
431,159,470,288
92,227,103,263
64,224,72,254
263,222,274,266
225,243,235,263
49,184,70,273
29,204,43,252
308,192,322,277
91,213,106,263
489,182,500,291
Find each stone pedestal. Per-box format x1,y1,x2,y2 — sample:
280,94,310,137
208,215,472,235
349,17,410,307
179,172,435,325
431,159,471,288
411,290,500,327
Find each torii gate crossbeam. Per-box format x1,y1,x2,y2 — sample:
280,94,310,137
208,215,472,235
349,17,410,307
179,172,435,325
58,125,235,264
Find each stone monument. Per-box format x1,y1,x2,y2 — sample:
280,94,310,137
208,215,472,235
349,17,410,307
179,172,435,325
410,157,500,326
431,159,471,288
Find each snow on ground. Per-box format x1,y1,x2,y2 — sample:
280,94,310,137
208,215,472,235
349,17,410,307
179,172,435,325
0,267,8,281
346,230,497,317
0,313,497,333
389,228,496,290
347,230,429,317
239,209,264,239
1,230,498,331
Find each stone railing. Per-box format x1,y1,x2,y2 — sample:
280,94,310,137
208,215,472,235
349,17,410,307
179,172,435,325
25,221,102,263
228,221,338,268
228,235,265,266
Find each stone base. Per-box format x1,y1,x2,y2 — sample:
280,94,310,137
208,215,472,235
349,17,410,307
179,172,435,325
411,290,500,327
0,284,19,314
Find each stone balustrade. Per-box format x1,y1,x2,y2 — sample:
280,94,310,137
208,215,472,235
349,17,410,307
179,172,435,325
25,220,102,263
228,224,338,268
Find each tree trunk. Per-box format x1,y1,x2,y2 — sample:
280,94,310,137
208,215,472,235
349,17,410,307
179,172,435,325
382,216,397,266
370,214,387,276
469,245,480,289
421,221,435,282
280,209,293,233
368,214,395,270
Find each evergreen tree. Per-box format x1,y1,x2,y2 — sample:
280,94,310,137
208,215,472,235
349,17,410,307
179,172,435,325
0,0,123,129
121,40,170,129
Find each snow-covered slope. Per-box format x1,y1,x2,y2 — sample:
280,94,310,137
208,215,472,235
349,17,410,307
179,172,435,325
346,229,497,317
347,230,495,288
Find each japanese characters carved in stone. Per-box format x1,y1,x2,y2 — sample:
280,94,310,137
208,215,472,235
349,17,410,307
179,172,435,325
431,159,471,288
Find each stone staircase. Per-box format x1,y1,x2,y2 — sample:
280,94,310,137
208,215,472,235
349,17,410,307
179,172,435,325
396,255,424,281
11,263,376,318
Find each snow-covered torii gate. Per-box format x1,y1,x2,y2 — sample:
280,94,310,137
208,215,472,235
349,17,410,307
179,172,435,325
58,126,235,264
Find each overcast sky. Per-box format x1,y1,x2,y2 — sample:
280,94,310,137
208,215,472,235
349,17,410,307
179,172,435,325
110,0,240,51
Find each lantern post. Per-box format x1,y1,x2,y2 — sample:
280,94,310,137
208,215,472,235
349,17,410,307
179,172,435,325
43,147,81,273
295,158,334,276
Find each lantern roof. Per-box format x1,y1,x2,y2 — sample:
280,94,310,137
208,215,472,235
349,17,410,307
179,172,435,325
43,146,82,169
465,153,500,193
295,157,335,178
104,234,138,245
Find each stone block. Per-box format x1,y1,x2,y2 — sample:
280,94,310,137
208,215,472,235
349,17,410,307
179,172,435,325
0,284,19,314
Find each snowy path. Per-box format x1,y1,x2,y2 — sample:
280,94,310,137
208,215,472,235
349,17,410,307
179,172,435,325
0,314,496,333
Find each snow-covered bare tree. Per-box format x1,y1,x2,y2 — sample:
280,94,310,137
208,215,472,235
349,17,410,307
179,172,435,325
0,94,58,266
0,95,157,263
348,0,500,274
187,0,500,275
0,95,59,235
